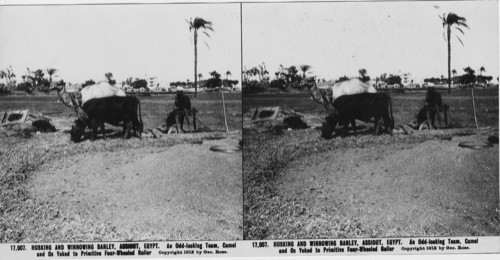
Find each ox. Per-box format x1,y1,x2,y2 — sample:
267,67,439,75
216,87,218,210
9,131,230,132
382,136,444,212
321,93,394,139
70,96,143,142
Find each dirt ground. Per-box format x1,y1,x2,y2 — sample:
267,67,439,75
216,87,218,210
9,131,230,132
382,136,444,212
278,131,499,237
29,136,242,241
0,94,242,242
243,90,499,239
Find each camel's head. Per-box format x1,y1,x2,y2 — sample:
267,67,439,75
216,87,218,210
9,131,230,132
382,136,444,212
49,79,65,91
299,77,316,89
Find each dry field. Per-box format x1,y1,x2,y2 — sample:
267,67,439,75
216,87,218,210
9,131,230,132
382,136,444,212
0,93,242,242
243,88,499,239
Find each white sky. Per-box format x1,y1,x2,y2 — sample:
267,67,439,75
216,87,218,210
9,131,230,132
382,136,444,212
0,3,241,85
243,1,499,83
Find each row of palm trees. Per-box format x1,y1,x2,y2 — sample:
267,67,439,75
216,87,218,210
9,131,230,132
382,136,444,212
452,66,487,77
198,71,232,81
0,67,58,91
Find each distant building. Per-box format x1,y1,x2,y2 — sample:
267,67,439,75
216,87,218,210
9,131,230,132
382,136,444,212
65,83,82,93
398,72,416,88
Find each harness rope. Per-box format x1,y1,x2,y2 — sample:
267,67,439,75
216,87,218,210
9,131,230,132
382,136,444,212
306,80,334,115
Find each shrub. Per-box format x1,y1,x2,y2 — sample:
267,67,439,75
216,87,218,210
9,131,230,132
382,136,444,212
0,83,11,95
242,80,268,94
15,83,33,93
131,79,148,89
268,79,286,90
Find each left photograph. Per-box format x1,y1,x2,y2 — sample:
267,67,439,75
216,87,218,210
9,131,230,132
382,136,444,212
0,3,242,242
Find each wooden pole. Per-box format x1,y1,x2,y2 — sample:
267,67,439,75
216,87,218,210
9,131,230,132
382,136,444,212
222,91,229,133
471,88,479,133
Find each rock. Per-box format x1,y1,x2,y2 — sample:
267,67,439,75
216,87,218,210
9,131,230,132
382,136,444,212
283,116,308,129
487,135,499,144
32,119,56,132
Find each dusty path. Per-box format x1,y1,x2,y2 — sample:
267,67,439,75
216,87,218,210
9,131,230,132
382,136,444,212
277,133,499,237
29,137,242,241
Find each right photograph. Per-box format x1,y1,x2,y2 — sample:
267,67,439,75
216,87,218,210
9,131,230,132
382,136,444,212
242,0,499,240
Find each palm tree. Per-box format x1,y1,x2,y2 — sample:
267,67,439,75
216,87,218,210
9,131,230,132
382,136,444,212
209,70,220,79
225,70,231,80
479,66,485,75
440,12,469,94
105,72,113,81
300,65,311,80
463,66,475,75
46,68,57,83
359,68,371,82
198,73,203,81
34,69,45,86
1,66,16,86
358,68,367,78
187,17,213,97
105,72,116,85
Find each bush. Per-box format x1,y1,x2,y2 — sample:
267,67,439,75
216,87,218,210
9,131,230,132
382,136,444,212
36,81,51,93
131,79,148,89
242,80,268,94
15,83,33,93
0,83,11,95
206,77,222,89
268,79,286,90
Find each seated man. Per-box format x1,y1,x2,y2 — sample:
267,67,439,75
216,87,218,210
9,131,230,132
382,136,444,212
411,88,448,130
175,86,191,112
424,87,444,129
162,86,192,133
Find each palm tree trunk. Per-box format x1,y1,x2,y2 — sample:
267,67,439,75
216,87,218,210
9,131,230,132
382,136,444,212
194,30,198,98
447,26,451,94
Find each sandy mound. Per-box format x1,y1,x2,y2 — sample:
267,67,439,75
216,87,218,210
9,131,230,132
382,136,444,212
278,133,499,237
29,137,242,241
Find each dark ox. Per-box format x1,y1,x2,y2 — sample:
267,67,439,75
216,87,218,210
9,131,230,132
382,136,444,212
70,96,143,142
321,93,394,139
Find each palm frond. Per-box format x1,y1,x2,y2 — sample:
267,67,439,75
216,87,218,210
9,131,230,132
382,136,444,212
186,19,193,31
202,31,211,38
300,64,311,72
204,41,211,50
454,27,465,35
455,35,464,46
202,25,214,31
456,21,469,28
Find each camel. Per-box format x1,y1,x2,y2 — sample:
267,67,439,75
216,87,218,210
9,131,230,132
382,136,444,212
51,81,127,120
50,82,86,119
300,77,377,114
80,82,126,105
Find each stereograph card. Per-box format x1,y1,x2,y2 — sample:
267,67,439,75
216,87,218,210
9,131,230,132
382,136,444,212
0,0,498,259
